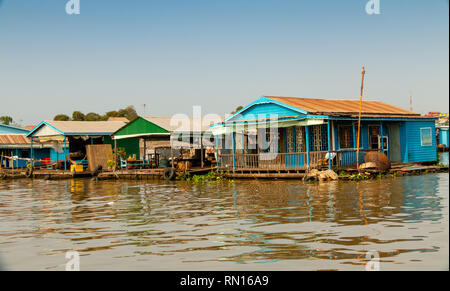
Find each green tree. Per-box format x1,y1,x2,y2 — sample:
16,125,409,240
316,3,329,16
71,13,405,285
54,114,70,121
72,111,85,121
85,112,102,121
0,116,13,125
231,106,243,115
120,105,138,121
102,110,119,121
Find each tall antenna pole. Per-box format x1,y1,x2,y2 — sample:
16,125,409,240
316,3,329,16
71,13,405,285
356,66,366,171
409,92,413,112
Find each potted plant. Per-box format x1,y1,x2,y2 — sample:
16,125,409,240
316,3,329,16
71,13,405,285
107,159,116,171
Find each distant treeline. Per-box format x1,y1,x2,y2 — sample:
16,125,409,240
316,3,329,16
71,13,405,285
53,106,138,122
0,116,13,125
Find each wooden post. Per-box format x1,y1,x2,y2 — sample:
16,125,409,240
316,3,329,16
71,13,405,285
64,136,67,171
30,136,34,168
114,137,117,171
170,147,174,169
200,134,204,168
215,135,220,168
170,134,174,169
143,137,146,164
356,66,365,170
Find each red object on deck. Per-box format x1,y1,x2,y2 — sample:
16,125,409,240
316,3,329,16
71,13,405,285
42,158,50,165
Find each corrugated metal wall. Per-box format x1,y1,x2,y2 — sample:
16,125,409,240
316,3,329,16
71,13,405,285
402,120,437,163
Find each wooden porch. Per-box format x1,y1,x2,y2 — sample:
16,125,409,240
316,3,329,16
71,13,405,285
218,149,379,172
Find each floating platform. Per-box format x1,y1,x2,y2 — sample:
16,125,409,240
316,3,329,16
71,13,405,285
0,164,448,180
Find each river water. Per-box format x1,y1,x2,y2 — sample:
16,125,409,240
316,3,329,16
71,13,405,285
0,156,448,271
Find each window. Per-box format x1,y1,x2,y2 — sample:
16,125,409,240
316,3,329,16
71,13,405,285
420,127,433,146
339,126,353,149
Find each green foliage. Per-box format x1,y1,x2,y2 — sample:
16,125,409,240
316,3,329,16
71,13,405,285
180,171,230,183
72,111,85,121
53,114,70,121
107,160,116,168
338,170,347,176
85,112,102,121
53,106,138,122
230,105,243,115
114,147,127,160
0,116,13,125
349,173,370,181
117,106,138,121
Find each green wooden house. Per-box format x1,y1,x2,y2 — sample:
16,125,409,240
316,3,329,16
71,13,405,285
112,117,171,160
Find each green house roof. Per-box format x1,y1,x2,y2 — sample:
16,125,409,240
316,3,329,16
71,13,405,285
113,117,170,140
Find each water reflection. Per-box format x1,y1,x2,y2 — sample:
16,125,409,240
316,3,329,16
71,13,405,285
0,173,448,270
439,152,449,166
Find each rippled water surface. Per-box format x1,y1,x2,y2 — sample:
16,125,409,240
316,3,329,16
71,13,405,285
0,171,448,270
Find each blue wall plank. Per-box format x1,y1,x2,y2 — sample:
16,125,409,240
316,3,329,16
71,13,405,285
405,120,437,163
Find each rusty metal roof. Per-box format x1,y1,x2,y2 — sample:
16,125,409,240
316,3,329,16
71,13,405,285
0,134,31,145
267,96,420,117
0,134,55,149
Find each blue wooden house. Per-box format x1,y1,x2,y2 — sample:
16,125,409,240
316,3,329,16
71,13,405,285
0,124,53,168
211,96,437,172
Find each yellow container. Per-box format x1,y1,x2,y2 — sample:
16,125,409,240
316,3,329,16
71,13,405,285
70,164,84,173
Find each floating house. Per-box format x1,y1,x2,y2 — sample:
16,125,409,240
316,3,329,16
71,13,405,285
26,121,127,170
0,124,53,168
113,116,222,167
211,96,437,172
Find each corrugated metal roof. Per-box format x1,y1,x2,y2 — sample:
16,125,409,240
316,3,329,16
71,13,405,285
0,134,30,145
44,121,127,134
266,96,420,117
107,117,130,122
143,116,223,132
0,124,30,134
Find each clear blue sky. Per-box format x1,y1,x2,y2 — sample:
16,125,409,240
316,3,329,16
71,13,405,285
0,0,448,125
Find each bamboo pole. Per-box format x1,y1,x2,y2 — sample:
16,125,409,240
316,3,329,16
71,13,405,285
356,66,366,170
114,137,117,172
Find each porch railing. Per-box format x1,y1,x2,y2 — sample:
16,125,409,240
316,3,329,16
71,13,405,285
332,149,378,169
218,149,379,171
